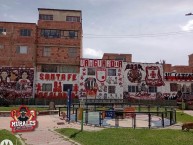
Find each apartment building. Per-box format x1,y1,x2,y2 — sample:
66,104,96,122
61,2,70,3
35,8,82,98
0,8,82,99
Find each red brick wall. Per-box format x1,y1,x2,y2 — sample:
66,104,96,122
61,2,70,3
102,53,132,62
0,22,36,67
36,20,82,65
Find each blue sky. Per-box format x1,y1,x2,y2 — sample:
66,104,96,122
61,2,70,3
0,0,193,65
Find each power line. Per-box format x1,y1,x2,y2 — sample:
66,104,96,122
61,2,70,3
84,30,193,38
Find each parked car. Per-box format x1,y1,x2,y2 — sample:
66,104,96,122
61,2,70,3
0,96,10,107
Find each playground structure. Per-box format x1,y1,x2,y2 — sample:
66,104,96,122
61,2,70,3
59,99,177,129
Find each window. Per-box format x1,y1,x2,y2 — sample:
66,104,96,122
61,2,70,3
128,85,138,92
108,86,116,93
0,44,4,49
69,31,78,38
59,65,78,73
66,16,80,22
39,14,53,20
20,29,31,36
108,69,116,76
42,84,52,91
149,86,157,93
0,27,6,35
41,29,60,38
170,83,177,92
87,68,96,75
63,84,73,91
43,47,51,56
68,48,77,57
42,65,57,72
115,56,126,61
16,46,28,54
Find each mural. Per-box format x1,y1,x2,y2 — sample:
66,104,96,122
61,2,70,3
163,73,193,100
35,72,79,98
79,59,123,99
123,63,165,100
0,67,34,99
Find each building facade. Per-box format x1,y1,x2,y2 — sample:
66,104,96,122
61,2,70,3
0,8,193,102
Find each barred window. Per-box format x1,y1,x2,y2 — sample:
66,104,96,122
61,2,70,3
42,65,57,72
43,47,51,56
59,65,78,73
16,46,28,54
68,48,77,58
42,84,52,91
66,16,80,22
149,86,157,93
108,69,116,76
87,68,96,75
170,83,177,92
0,27,6,35
20,29,31,36
128,85,138,92
108,86,116,93
39,14,53,20
63,84,73,92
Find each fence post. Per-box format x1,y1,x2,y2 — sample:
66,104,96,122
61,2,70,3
99,112,101,126
115,112,119,128
59,107,61,117
162,113,164,127
138,104,141,112
170,111,172,125
156,106,159,116
73,104,75,114
75,108,78,122
165,107,167,117
133,113,136,129
85,105,88,124
148,105,150,112
148,113,151,129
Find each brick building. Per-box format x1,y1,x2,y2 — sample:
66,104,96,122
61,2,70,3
36,8,82,73
0,22,36,67
0,8,82,99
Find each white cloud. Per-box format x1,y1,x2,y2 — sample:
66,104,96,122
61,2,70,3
180,20,193,31
83,48,103,59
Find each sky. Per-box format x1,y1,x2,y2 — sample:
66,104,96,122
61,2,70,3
0,0,193,66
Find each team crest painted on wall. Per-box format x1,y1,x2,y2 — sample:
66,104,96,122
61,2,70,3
79,59,123,100
96,68,106,82
145,66,164,86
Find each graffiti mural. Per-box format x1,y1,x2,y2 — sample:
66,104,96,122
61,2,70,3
145,66,164,86
0,67,34,98
123,63,165,100
79,59,123,99
35,72,78,98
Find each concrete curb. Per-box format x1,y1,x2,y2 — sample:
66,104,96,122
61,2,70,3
15,134,26,145
50,129,81,145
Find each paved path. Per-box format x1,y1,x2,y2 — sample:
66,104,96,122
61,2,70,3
0,114,103,145
1,110,193,144
0,115,79,145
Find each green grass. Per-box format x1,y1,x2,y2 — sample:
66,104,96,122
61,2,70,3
56,128,193,145
0,129,22,145
176,111,193,123
56,109,193,145
0,107,48,111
